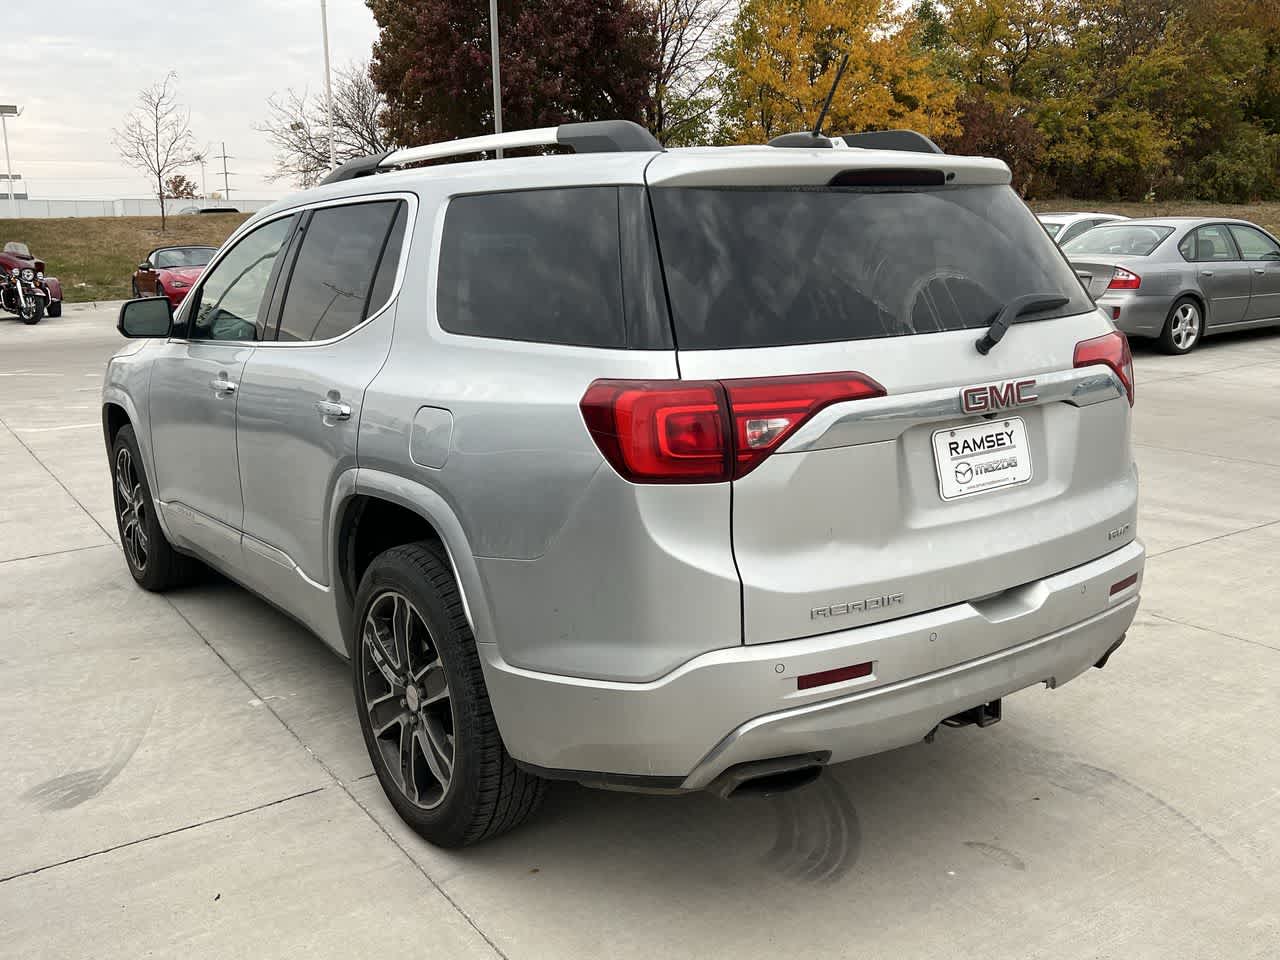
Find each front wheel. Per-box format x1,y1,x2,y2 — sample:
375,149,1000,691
20,298,43,325
110,425,201,590
1160,297,1202,355
353,543,545,847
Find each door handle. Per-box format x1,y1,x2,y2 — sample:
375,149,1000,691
1255,268,1267,275
1199,270,1214,277
315,399,352,421
210,376,237,395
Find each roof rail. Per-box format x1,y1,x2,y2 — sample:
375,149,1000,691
319,120,661,185
838,130,944,154
766,128,944,155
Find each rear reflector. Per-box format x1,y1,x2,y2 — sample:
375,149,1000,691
581,372,885,483
1110,573,1139,596
797,661,873,690
1107,267,1141,290
1074,331,1135,406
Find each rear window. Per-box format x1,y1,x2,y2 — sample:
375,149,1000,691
1062,224,1173,257
437,186,669,349
649,185,1092,350
1040,221,1064,238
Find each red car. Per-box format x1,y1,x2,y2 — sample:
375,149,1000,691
131,245,216,306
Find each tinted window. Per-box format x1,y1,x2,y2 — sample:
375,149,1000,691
189,215,296,341
1189,225,1238,262
1040,221,1063,238
1058,220,1092,245
1062,224,1174,257
366,202,409,313
277,201,402,342
1228,224,1280,261
438,187,668,349
650,185,1092,350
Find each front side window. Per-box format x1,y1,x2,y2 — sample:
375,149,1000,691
188,216,296,341
1227,224,1280,261
276,200,405,342
1187,225,1239,262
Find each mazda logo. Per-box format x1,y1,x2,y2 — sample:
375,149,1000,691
955,462,973,483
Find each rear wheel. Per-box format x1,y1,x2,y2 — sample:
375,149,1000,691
1160,297,1202,354
111,425,201,590
353,543,545,847
46,300,61,318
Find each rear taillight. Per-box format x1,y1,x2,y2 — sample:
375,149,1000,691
1074,331,1135,406
580,372,885,483
1107,267,1141,290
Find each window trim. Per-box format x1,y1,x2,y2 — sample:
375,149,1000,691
170,191,417,349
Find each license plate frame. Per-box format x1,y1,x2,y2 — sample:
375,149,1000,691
932,417,1033,501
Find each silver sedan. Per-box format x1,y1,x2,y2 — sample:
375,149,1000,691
1063,217,1280,354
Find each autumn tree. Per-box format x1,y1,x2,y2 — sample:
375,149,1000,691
715,0,960,144
260,61,390,187
367,0,658,146
163,174,200,199
113,73,196,231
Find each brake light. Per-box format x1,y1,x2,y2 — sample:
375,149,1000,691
580,372,885,483
1074,331,1135,406
1107,267,1141,290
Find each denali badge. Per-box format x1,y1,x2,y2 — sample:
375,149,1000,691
811,594,905,620
961,378,1038,414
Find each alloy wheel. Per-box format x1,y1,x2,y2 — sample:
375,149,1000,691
361,591,455,810
114,446,149,573
1171,303,1200,350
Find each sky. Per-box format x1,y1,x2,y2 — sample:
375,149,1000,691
1,0,380,201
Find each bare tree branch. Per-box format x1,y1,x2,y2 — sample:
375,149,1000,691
258,61,391,187
112,72,196,231
651,0,736,145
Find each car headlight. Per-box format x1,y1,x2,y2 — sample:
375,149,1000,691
9,267,17,277
171,280,188,288
20,268,34,281
36,271,43,280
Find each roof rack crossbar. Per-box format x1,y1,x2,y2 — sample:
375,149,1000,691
320,120,662,185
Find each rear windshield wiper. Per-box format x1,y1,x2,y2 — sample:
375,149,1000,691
975,294,1070,355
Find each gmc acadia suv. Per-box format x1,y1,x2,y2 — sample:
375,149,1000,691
103,121,1144,847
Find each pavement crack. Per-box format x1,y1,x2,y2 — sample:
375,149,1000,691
1146,611,1280,655
164,601,510,960
1133,441,1280,471
0,416,117,544
1147,517,1280,558
0,787,326,884
0,543,115,566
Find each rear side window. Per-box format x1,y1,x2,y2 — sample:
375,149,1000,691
437,187,669,349
1182,224,1239,263
649,185,1093,350
277,200,404,342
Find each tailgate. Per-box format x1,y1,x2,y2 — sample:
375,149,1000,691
646,167,1138,647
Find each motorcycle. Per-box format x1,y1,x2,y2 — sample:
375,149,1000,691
0,242,64,325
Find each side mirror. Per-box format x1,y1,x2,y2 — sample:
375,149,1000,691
118,297,173,338
139,261,154,271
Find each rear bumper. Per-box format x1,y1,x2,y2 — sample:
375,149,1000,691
1098,292,1169,338
480,540,1144,788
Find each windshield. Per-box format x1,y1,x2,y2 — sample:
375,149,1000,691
1061,225,1173,257
648,184,1093,349
1040,221,1064,238
153,247,215,268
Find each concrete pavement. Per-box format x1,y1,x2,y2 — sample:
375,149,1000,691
1,301,1278,958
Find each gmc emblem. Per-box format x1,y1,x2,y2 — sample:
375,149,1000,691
961,379,1038,414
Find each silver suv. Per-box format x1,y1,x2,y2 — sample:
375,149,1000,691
103,121,1144,847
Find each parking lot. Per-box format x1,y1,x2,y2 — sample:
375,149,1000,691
1,301,1277,958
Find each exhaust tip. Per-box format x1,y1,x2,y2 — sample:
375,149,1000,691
706,752,829,800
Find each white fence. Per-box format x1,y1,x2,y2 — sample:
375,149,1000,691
0,197,274,219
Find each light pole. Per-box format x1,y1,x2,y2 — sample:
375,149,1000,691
489,0,503,158
0,104,20,218
319,0,336,172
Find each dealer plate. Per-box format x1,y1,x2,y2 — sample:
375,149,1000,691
932,417,1033,501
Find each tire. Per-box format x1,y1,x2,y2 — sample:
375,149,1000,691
46,301,61,318
131,280,140,298
110,424,201,591
154,283,165,303
353,543,545,847
1159,296,1203,355
20,298,43,325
